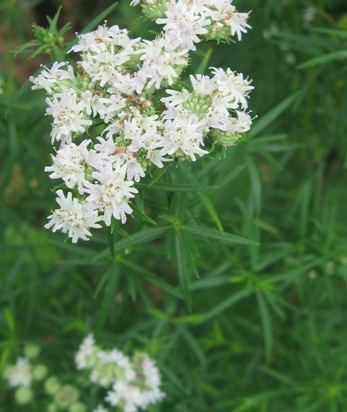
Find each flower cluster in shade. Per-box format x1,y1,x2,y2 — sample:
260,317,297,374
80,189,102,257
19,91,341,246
30,0,253,243
75,334,165,412
3,338,164,412
3,345,47,406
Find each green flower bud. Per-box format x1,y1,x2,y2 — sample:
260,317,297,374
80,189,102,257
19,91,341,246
85,166,95,182
47,403,58,412
24,343,41,359
90,361,119,387
182,94,210,117
141,0,168,20
33,364,48,381
44,376,61,395
210,129,241,147
69,402,87,412
32,24,47,42
205,24,233,43
15,387,33,405
54,385,79,409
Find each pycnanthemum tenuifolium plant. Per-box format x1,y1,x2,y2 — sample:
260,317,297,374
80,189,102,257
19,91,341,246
30,0,253,243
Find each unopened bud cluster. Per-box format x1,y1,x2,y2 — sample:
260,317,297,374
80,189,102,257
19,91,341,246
30,0,253,243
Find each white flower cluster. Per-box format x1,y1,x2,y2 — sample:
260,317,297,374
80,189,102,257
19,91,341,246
7,357,32,388
30,0,253,243
76,334,165,412
132,0,251,44
3,345,49,406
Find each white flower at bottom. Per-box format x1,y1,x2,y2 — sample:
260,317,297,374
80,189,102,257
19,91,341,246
105,381,141,412
45,191,102,243
93,405,108,412
75,334,96,370
105,353,165,412
8,357,32,388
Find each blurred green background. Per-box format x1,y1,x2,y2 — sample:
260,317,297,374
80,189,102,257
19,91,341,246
1,0,347,411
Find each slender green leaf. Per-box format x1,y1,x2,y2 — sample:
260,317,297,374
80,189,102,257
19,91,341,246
96,263,119,332
197,288,251,323
175,231,192,312
257,292,273,363
80,3,118,34
197,47,213,74
179,163,224,232
258,365,296,386
182,224,258,246
142,182,217,192
121,259,182,300
93,226,169,261
178,325,206,366
312,27,347,38
297,50,347,69
249,91,301,137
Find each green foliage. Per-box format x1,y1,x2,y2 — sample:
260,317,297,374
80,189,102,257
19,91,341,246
1,0,347,411
15,6,71,60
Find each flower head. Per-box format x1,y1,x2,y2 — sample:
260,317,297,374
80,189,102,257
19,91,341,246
31,0,253,243
8,357,32,388
45,191,102,243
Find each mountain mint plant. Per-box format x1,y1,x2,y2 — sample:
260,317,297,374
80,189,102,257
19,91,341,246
30,0,253,243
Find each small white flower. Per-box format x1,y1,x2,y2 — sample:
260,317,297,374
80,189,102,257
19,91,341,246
84,162,138,225
105,353,165,412
147,149,171,168
161,116,208,161
45,140,92,193
125,156,145,183
190,73,216,96
8,357,32,388
45,191,102,243
140,356,165,406
132,34,188,92
97,94,127,123
79,90,103,117
108,349,136,381
76,334,96,370
156,0,210,51
30,61,75,94
201,0,251,41
46,88,92,143
211,67,254,110
230,12,251,41
70,24,139,54
228,110,252,134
